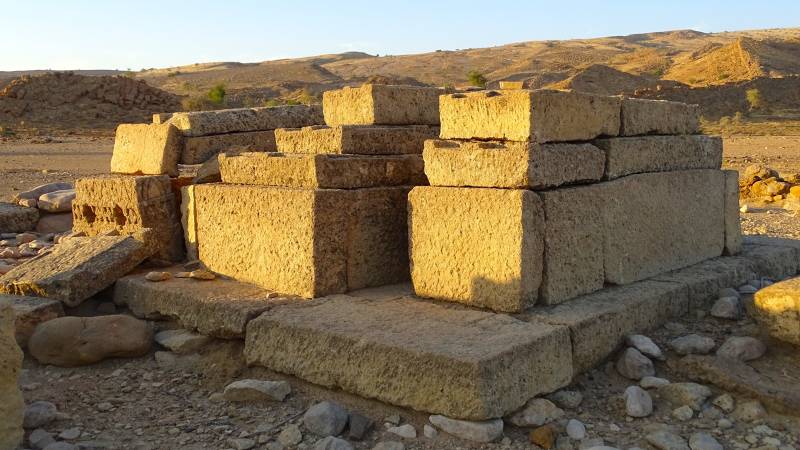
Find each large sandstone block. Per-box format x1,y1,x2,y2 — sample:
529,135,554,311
601,170,725,284
653,256,755,310
244,294,573,420
408,187,543,312
439,89,620,142
180,185,198,261
218,152,425,189
0,299,24,449
753,277,800,346
182,130,277,164
193,184,410,297
742,235,800,275
423,139,604,189
275,125,438,155
322,85,441,126
620,98,700,136
595,135,722,179
167,105,323,137
72,175,184,261
0,202,39,233
740,243,798,281
0,233,154,307
4,294,65,348
723,170,743,255
110,123,183,176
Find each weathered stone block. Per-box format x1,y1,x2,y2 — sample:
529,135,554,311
180,185,198,261
244,294,573,420
601,170,725,284
740,243,798,281
439,89,620,142
408,186,543,312
182,130,277,164
753,276,800,346
219,152,425,189
167,105,323,137
423,139,604,189
111,123,183,177
3,294,64,348
193,184,410,297
723,170,743,255
742,235,800,273
322,85,441,126
653,256,755,310
620,98,700,136
595,135,722,180
0,202,38,233
275,125,438,155
0,233,154,307
0,299,24,449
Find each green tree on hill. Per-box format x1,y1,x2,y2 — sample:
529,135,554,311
207,83,226,105
467,70,487,88
745,88,764,110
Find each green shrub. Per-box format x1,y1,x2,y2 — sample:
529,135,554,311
207,84,226,105
746,88,764,110
467,70,487,88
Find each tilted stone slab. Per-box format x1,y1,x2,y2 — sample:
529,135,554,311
753,276,800,346
244,294,573,420
194,184,410,298
182,130,277,164
0,233,154,307
3,294,64,348
0,203,38,233
322,85,441,126
723,170,743,255
601,170,725,284
422,139,604,189
439,89,620,142
594,135,722,180
167,105,323,137
275,125,438,155
110,123,183,177
408,186,543,312
219,152,426,189
523,280,689,375
620,98,700,136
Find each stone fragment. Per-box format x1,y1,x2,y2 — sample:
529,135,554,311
372,442,404,450
409,186,543,312
428,415,503,443
278,424,303,446
111,123,183,176
688,432,722,450
658,383,712,411
753,276,800,345
716,336,766,361
423,425,437,439
347,413,373,441
5,294,64,348
37,190,76,213
168,104,322,137
182,130,277,164
275,125,437,155
439,89,620,142
548,390,583,409
303,401,349,437
23,401,57,429
387,424,416,439
189,269,216,280
530,424,556,449
710,296,742,319
646,431,690,450
619,98,699,136
154,329,210,353
0,202,39,233
626,335,664,360
313,436,354,450
672,405,694,421
43,443,78,450
228,438,256,450
508,398,564,427
0,299,23,448
35,213,72,234
640,376,670,389
624,385,653,417
223,379,291,402
145,271,172,282
29,428,55,448
14,182,73,205
58,427,81,440
28,315,152,367
180,185,198,260
712,394,735,412
615,348,655,380
732,400,766,422
669,335,716,355
323,85,440,126
566,419,586,440
723,170,743,255
596,135,721,180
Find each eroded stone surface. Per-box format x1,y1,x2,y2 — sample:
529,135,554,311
753,276,800,345
182,130,277,164
275,125,438,155
619,98,700,136
167,105,323,137
111,123,183,176
0,202,39,233
4,294,64,348
595,135,722,180
723,170,743,255
322,85,441,126
0,299,24,449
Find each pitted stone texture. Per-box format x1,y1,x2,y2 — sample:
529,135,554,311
740,243,799,281
595,135,722,180
194,184,410,298
619,98,700,136
244,294,572,420
422,139,604,189
167,104,323,137
653,256,755,310
524,280,688,375
275,125,438,155
0,299,24,449
115,270,284,338
182,130,277,164
219,152,426,189
723,170,743,255
408,186,543,313
4,294,64,348
72,175,184,261
753,276,800,345
322,85,441,126
601,170,725,285
0,234,154,307
111,123,183,176
439,89,620,142
0,202,39,233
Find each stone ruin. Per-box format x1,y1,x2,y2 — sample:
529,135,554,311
3,83,800,446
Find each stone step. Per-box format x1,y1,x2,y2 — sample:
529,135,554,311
322,85,441,126
594,135,722,180
275,125,438,155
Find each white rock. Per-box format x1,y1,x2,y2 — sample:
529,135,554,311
303,401,349,437
566,419,586,440
387,424,416,439
579,438,605,449
29,428,55,449
623,386,653,418
371,442,404,450
38,189,76,213
223,379,291,402
672,405,694,421
658,383,712,411
278,424,303,446
154,329,211,354
429,415,503,443
640,376,670,389
689,432,723,450
548,390,583,409
615,348,655,380
626,335,664,360
508,397,564,427
646,431,690,450
716,336,766,361
228,438,256,450
710,297,742,320
23,401,58,429
313,436,354,450
58,427,81,440
423,424,437,439
668,334,715,355
717,418,733,429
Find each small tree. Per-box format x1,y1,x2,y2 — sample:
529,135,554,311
745,88,764,110
467,70,487,88
207,83,226,105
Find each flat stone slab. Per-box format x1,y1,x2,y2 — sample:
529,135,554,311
439,89,620,142
167,105,322,137
111,123,183,177
753,276,800,345
595,135,722,180
244,294,572,420
182,130,277,164
0,203,39,233
422,139,604,189
275,125,438,155
652,256,755,310
0,234,154,307
322,85,441,126
619,98,700,136
3,294,64,348
219,152,425,189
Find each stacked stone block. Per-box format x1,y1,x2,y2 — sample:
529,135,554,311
410,89,737,312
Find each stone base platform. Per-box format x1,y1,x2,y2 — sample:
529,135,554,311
112,238,799,420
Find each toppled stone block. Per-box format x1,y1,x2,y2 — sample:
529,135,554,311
601,170,725,284
653,256,754,310
193,184,410,297
13,182,73,206
38,189,76,213
745,275,800,344
275,125,438,155
439,89,620,142
620,98,700,136
723,170,743,255
167,105,323,137
409,186,543,312
0,202,39,233
36,213,73,234
322,85,441,126
182,130,277,164
0,233,155,307
3,294,64,348
423,139,604,189
740,243,798,281
111,123,183,176
595,135,722,180
219,152,425,189
244,294,572,420
0,299,24,449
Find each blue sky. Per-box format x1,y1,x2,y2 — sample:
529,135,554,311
2,1,798,71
